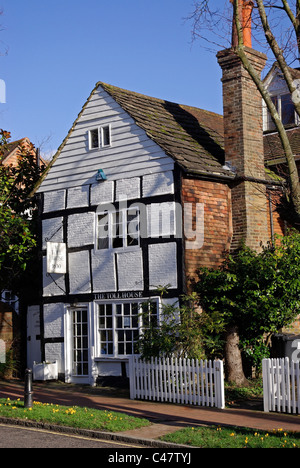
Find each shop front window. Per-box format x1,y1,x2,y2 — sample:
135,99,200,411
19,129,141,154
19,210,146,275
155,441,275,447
97,300,158,357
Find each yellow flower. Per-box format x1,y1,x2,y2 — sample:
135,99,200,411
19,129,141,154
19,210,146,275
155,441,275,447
230,433,235,437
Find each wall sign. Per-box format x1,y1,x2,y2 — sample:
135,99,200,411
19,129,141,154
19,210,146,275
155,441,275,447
47,242,67,274
94,291,143,301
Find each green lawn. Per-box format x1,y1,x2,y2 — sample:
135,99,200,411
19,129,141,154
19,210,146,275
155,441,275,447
161,425,300,448
0,397,150,432
1,396,300,448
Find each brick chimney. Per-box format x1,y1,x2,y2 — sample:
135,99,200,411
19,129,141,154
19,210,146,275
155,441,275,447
217,0,270,251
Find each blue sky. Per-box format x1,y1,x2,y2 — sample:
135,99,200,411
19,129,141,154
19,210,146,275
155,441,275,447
0,0,227,159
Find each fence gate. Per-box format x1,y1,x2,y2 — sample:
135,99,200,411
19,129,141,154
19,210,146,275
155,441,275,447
129,355,225,409
262,358,300,414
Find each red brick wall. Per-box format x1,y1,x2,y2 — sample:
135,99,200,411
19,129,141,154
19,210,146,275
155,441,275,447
181,177,232,290
267,188,286,239
0,303,14,349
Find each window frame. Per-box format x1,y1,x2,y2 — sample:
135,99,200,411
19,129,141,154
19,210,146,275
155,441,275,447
96,298,159,358
265,92,298,131
88,124,111,150
95,205,140,252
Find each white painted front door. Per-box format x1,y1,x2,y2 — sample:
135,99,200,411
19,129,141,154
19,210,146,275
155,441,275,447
65,306,91,384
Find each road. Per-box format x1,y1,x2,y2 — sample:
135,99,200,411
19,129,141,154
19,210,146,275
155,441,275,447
0,423,148,448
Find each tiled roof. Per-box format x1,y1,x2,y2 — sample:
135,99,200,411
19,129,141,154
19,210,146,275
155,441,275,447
264,127,300,165
0,138,27,164
99,83,231,178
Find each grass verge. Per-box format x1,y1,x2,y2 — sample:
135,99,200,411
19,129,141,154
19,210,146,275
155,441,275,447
0,397,150,433
161,425,300,448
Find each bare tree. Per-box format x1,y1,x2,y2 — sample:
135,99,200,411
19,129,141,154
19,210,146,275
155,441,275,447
189,0,300,220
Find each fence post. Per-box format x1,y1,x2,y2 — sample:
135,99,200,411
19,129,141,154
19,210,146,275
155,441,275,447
214,360,225,409
262,358,271,412
129,355,135,400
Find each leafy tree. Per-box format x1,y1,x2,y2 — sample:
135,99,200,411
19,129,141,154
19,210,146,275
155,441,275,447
138,287,225,361
0,130,45,296
194,231,300,385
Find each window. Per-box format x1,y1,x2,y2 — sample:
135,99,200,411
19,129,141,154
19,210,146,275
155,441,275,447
89,129,99,149
102,125,111,147
89,125,111,149
266,93,296,131
98,300,158,357
97,207,140,250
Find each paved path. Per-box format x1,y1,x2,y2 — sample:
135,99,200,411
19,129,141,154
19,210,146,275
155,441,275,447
0,379,299,444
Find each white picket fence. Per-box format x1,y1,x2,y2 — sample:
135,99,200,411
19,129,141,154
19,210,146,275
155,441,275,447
262,358,300,414
128,355,225,409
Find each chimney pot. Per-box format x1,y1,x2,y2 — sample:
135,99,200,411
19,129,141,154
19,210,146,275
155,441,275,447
230,0,254,48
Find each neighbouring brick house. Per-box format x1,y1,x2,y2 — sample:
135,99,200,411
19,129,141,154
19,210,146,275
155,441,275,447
29,3,294,384
263,62,300,189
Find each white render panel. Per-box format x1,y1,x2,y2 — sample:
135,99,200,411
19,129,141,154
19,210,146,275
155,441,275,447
91,181,114,206
44,303,64,338
42,217,64,249
45,342,64,374
148,243,177,290
143,171,174,197
147,202,176,238
67,186,89,208
42,257,66,297
117,250,143,291
95,361,124,377
116,177,140,201
69,251,91,294
38,86,174,193
68,212,94,248
43,190,66,212
91,250,116,292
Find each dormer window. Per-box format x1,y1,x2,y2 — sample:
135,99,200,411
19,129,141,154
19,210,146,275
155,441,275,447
89,125,111,150
265,93,298,131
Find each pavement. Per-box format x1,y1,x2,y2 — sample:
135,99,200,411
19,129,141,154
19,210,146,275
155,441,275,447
0,379,300,447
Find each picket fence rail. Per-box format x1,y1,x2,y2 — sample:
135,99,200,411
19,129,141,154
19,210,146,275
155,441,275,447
262,358,300,414
128,355,225,409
